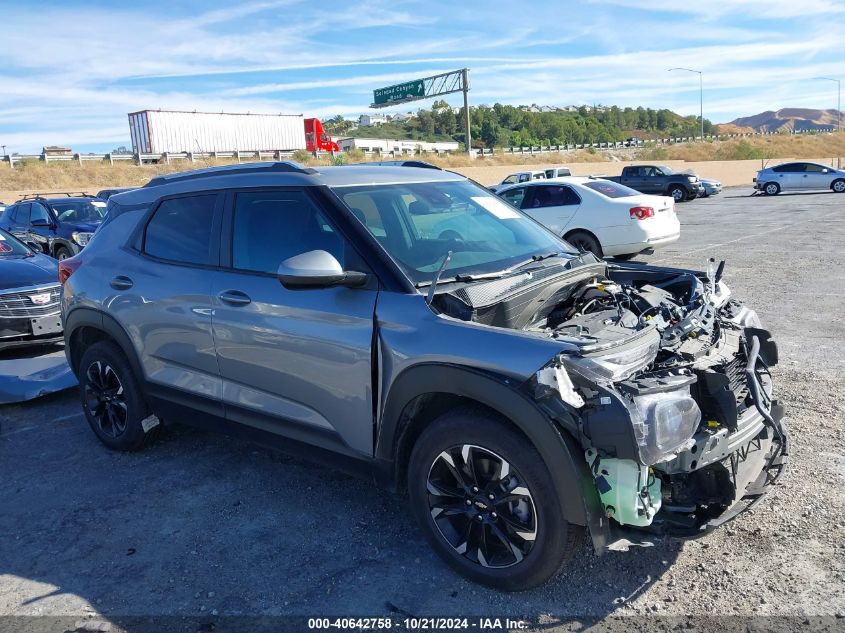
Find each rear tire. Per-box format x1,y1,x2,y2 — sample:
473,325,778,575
764,182,780,195
564,230,602,258
832,179,845,193
408,408,583,591
79,340,157,451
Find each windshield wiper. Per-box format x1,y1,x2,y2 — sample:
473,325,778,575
504,251,565,273
425,250,452,305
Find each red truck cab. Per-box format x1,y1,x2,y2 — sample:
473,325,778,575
304,118,340,152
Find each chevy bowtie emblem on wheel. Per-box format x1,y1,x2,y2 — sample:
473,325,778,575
29,293,52,305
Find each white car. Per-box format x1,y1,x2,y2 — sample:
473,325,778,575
488,170,546,193
497,177,680,259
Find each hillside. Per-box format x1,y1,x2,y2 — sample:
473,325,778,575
728,108,842,133
324,103,714,149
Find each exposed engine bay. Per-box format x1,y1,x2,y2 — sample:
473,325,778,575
433,255,788,538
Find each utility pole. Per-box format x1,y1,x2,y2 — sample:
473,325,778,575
462,68,472,155
818,77,841,132
669,68,704,140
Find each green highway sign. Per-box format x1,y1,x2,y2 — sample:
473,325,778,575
373,79,425,105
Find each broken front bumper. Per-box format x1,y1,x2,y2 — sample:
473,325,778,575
590,332,789,551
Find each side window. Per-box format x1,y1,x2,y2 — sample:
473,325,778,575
502,175,517,184
30,203,51,224
529,186,581,209
544,170,554,178
232,190,344,274
518,174,530,183
500,187,528,209
804,163,825,173
6,205,20,223
144,194,217,265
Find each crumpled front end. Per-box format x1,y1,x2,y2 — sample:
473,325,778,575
525,260,788,548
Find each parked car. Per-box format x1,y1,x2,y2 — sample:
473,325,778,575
497,177,679,259
754,161,845,195
605,165,705,202
61,161,786,590
0,228,62,351
488,170,546,193
96,187,136,200
0,194,107,260
544,167,572,179
699,177,723,197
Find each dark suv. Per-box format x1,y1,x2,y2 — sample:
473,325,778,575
0,194,107,260
60,162,787,590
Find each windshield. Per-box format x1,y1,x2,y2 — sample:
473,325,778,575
582,180,641,198
334,180,576,285
657,165,675,175
0,229,33,256
51,199,107,223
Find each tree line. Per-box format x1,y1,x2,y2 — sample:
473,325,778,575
325,102,715,148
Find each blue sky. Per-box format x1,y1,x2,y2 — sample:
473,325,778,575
1,0,844,153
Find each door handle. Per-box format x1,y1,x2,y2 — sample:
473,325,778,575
218,290,251,306
110,275,133,290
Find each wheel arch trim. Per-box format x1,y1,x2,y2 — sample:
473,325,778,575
377,363,602,532
65,307,144,382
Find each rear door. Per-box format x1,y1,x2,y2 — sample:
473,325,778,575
107,192,224,415
774,163,802,190
210,188,378,457
5,204,30,242
520,184,582,234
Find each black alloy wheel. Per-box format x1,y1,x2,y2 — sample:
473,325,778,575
426,444,537,568
78,340,157,451
83,360,128,438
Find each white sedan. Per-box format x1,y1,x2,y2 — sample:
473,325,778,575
497,177,680,259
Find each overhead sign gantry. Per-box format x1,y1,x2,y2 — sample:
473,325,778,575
370,69,472,153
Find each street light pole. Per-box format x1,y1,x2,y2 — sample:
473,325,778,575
818,77,841,132
669,67,704,141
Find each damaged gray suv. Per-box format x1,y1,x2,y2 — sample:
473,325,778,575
60,162,788,590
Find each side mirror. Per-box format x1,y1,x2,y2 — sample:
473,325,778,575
277,250,367,289
31,218,51,227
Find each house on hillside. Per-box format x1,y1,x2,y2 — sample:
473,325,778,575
359,114,388,127
42,145,73,156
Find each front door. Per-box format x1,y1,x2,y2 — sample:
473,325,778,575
6,203,30,242
210,188,378,457
27,202,55,254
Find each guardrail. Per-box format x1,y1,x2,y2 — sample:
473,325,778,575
1,128,836,167
498,129,836,156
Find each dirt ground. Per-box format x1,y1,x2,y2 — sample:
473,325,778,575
1,187,844,632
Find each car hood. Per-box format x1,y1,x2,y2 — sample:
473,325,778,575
62,221,101,232
0,254,60,291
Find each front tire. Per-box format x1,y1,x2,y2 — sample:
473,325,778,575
408,408,583,591
832,179,845,193
668,186,686,202
764,182,780,195
79,341,157,451
54,246,72,260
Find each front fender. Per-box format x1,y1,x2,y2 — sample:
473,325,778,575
377,363,605,540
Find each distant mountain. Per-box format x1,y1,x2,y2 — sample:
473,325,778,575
726,108,841,133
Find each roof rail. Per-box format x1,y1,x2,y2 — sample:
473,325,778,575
17,192,93,201
349,160,442,170
143,161,318,188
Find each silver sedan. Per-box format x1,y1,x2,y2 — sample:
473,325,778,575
754,161,845,195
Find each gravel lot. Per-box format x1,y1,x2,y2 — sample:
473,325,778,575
1,187,844,630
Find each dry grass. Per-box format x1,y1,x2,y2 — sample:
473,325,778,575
2,133,843,201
